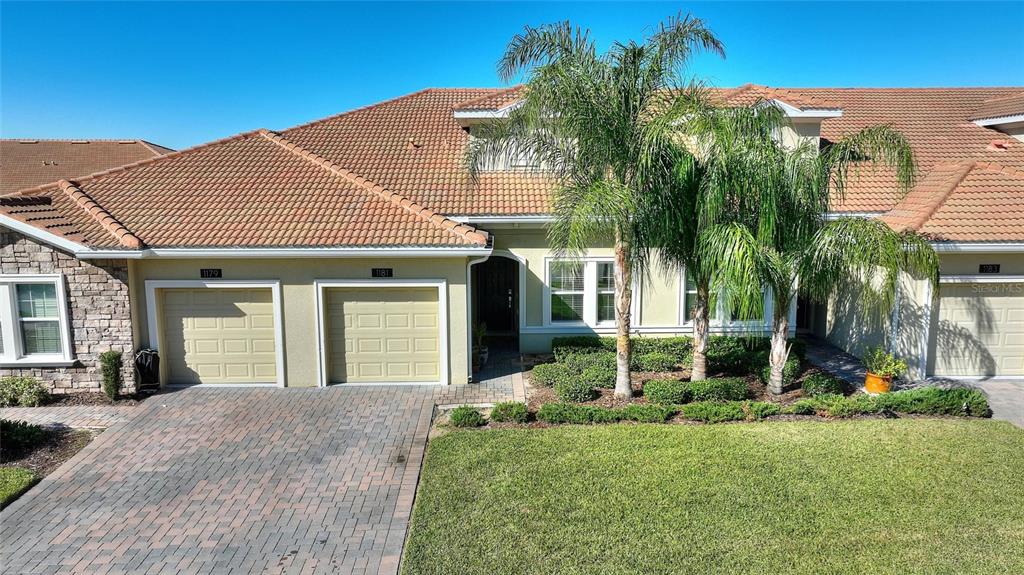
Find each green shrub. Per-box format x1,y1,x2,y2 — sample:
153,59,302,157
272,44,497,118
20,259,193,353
786,398,820,416
553,336,692,364
633,352,676,372
0,419,49,458
0,377,49,408
863,346,908,378
0,467,37,510
632,337,692,362
680,401,746,423
706,337,752,374
531,363,574,388
99,350,122,400
875,387,991,417
689,377,751,402
555,379,598,403
788,338,808,360
620,404,677,423
560,352,615,371
535,403,676,425
760,357,802,389
582,365,616,389
802,372,845,397
745,401,781,420
449,406,486,428
551,336,610,350
489,402,528,424
643,379,691,405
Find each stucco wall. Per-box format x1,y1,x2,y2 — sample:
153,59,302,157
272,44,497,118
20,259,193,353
1,229,135,393
131,257,469,386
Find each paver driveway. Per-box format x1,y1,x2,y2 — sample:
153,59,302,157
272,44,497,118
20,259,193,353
1,386,438,575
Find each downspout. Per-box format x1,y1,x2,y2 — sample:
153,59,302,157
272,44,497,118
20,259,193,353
466,251,492,382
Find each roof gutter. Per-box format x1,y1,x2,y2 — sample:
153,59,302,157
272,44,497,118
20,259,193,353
76,246,493,259
931,242,1024,253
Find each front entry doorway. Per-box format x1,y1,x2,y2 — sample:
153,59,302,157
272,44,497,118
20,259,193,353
472,256,519,354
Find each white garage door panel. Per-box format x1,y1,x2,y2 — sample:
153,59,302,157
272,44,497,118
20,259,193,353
935,283,1024,377
162,288,277,384
325,287,441,383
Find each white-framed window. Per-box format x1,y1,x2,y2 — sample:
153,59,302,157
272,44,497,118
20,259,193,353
0,274,74,366
679,268,769,326
546,258,617,326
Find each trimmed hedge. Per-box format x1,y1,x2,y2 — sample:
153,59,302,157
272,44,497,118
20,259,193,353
706,336,808,375
449,406,486,428
784,387,992,418
582,365,616,389
633,352,676,372
801,372,845,397
99,350,122,400
0,377,49,408
556,379,598,403
560,352,616,371
0,419,49,459
551,336,692,364
643,379,691,405
689,377,751,402
490,402,529,424
536,403,676,425
530,363,574,388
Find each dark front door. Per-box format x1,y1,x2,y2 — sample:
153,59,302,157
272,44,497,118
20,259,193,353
475,257,518,336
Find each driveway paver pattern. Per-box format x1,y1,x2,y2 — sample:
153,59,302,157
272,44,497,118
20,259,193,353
1,386,439,575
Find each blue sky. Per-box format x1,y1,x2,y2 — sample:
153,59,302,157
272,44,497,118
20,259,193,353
2,1,1022,150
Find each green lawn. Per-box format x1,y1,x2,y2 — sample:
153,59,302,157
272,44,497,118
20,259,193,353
402,419,1024,574
0,467,37,509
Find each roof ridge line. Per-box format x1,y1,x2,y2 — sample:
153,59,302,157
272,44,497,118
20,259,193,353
280,88,440,135
135,140,169,157
57,179,142,248
902,161,977,231
453,86,523,110
256,129,488,246
8,129,265,197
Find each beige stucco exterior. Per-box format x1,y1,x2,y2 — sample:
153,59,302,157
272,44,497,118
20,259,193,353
129,257,470,386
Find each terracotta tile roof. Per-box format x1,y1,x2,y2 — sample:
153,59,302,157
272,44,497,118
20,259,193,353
452,86,524,111
714,84,841,110
1,139,171,196
2,129,487,249
882,160,1024,242
282,88,554,216
970,92,1024,121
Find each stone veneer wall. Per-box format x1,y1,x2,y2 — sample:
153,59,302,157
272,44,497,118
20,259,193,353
1,229,135,393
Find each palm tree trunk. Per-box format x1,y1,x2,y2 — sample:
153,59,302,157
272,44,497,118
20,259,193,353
613,228,634,399
690,280,710,381
767,303,790,395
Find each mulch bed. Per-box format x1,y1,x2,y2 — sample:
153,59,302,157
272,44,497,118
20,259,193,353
46,392,146,407
1,427,94,476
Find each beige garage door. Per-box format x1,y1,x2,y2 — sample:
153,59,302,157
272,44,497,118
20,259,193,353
161,288,277,384
934,283,1024,376
325,287,441,383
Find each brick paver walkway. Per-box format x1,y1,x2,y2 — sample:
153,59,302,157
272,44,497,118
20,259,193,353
0,405,138,429
433,352,526,408
1,386,443,574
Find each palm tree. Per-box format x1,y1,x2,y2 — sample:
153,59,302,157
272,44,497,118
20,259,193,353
688,104,939,394
467,15,724,398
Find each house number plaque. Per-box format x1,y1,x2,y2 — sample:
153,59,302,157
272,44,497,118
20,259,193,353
200,268,223,278
372,268,394,278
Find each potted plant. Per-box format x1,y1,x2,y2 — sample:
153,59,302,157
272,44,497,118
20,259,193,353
472,321,488,371
862,346,907,394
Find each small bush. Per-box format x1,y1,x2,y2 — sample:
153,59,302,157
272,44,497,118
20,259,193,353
582,365,616,389
553,336,692,364
0,419,49,458
551,336,609,350
760,357,802,389
786,398,820,416
560,352,615,371
449,406,485,428
802,372,845,397
680,401,746,423
706,337,752,374
643,379,691,405
863,346,908,378
535,403,676,425
99,350,122,400
745,401,781,420
876,387,991,417
789,338,808,360
632,337,692,362
489,402,528,424
0,377,49,408
555,378,598,403
689,377,750,402
633,352,676,372
530,363,573,388
621,404,677,423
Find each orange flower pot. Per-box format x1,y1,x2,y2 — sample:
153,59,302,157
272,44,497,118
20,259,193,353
864,372,892,394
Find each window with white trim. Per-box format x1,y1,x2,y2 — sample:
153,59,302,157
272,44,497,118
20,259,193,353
680,268,768,325
547,259,617,326
0,275,74,365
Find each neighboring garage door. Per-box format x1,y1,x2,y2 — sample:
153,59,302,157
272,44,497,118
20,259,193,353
934,282,1024,376
161,288,278,384
325,287,441,383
